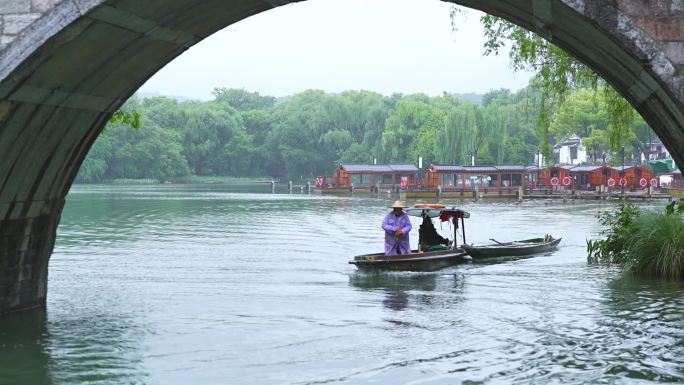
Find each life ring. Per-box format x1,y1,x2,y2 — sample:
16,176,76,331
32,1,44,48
414,203,446,208
619,178,628,187
607,178,616,187
639,178,648,187
550,177,559,186
650,178,658,187
562,176,572,186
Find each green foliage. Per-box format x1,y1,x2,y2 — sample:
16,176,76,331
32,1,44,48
587,203,641,265
625,213,684,278
382,96,438,162
665,200,684,216
77,120,190,182
436,103,478,164
588,201,684,278
212,88,276,111
478,12,646,160
84,75,652,183
110,108,142,129
181,104,244,175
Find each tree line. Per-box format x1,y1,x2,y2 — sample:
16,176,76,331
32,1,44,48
77,9,661,183
77,83,654,183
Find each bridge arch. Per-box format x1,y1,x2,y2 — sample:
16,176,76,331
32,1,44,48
1,0,683,314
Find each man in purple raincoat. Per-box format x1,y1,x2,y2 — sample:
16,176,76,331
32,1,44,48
382,200,412,255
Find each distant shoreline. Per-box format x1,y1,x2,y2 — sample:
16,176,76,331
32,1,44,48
73,176,275,185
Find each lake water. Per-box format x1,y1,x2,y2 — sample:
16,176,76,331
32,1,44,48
1,184,683,385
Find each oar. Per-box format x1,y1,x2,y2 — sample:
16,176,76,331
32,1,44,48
489,238,504,244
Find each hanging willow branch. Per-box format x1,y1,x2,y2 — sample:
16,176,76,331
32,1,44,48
471,12,637,159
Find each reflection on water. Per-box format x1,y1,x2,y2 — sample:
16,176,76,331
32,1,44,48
0,310,51,385
0,184,682,384
349,272,439,292
350,273,441,311
0,306,147,385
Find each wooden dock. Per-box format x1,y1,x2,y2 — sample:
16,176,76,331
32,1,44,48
312,186,673,201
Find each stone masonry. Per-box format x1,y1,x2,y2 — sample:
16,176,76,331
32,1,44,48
0,0,63,50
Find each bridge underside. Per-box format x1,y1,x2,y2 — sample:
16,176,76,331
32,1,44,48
0,0,683,314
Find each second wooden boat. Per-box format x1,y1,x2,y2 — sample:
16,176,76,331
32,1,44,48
462,235,561,258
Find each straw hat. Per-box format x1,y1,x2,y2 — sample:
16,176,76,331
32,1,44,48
390,200,408,208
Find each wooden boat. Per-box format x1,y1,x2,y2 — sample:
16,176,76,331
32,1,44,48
350,205,471,272
349,248,471,272
462,235,561,258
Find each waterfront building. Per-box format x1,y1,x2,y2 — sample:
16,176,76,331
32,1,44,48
331,164,419,190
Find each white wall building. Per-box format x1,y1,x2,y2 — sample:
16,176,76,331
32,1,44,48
641,138,671,161
553,136,588,165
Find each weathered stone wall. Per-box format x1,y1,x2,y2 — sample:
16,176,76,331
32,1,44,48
0,207,62,313
619,0,684,73
0,0,63,50
567,0,684,168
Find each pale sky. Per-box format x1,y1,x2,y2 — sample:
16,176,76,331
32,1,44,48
138,0,534,100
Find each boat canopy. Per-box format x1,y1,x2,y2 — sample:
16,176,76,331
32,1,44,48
405,205,470,219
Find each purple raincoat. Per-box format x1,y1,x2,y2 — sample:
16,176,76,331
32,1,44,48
382,211,412,255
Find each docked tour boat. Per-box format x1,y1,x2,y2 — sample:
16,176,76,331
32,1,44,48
349,205,471,272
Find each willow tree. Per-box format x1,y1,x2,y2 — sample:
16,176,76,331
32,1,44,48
483,104,507,164
472,12,638,159
381,95,440,163
435,103,480,165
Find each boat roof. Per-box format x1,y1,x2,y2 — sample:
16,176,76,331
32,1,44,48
494,165,529,171
405,205,470,219
431,165,466,172
570,165,603,172
339,164,418,173
462,166,497,172
430,165,528,172
610,165,636,171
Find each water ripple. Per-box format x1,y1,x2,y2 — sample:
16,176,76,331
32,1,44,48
1,185,680,384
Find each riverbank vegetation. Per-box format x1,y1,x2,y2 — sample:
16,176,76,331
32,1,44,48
464,10,684,279
587,201,684,278
79,9,659,183
78,88,538,182
477,13,684,278
79,83,654,183
477,14,640,161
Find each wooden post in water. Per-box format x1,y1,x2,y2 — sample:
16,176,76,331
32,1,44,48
474,186,479,201
288,181,292,193
306,181,311,193
452,215,458,248
271,180,275,193
518,186,523,203
437,185,441,200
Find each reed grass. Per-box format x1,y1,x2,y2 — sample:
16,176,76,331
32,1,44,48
625,213,684,278
587,202,684,279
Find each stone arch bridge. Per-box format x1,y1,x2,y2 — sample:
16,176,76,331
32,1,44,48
1,0,683,314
